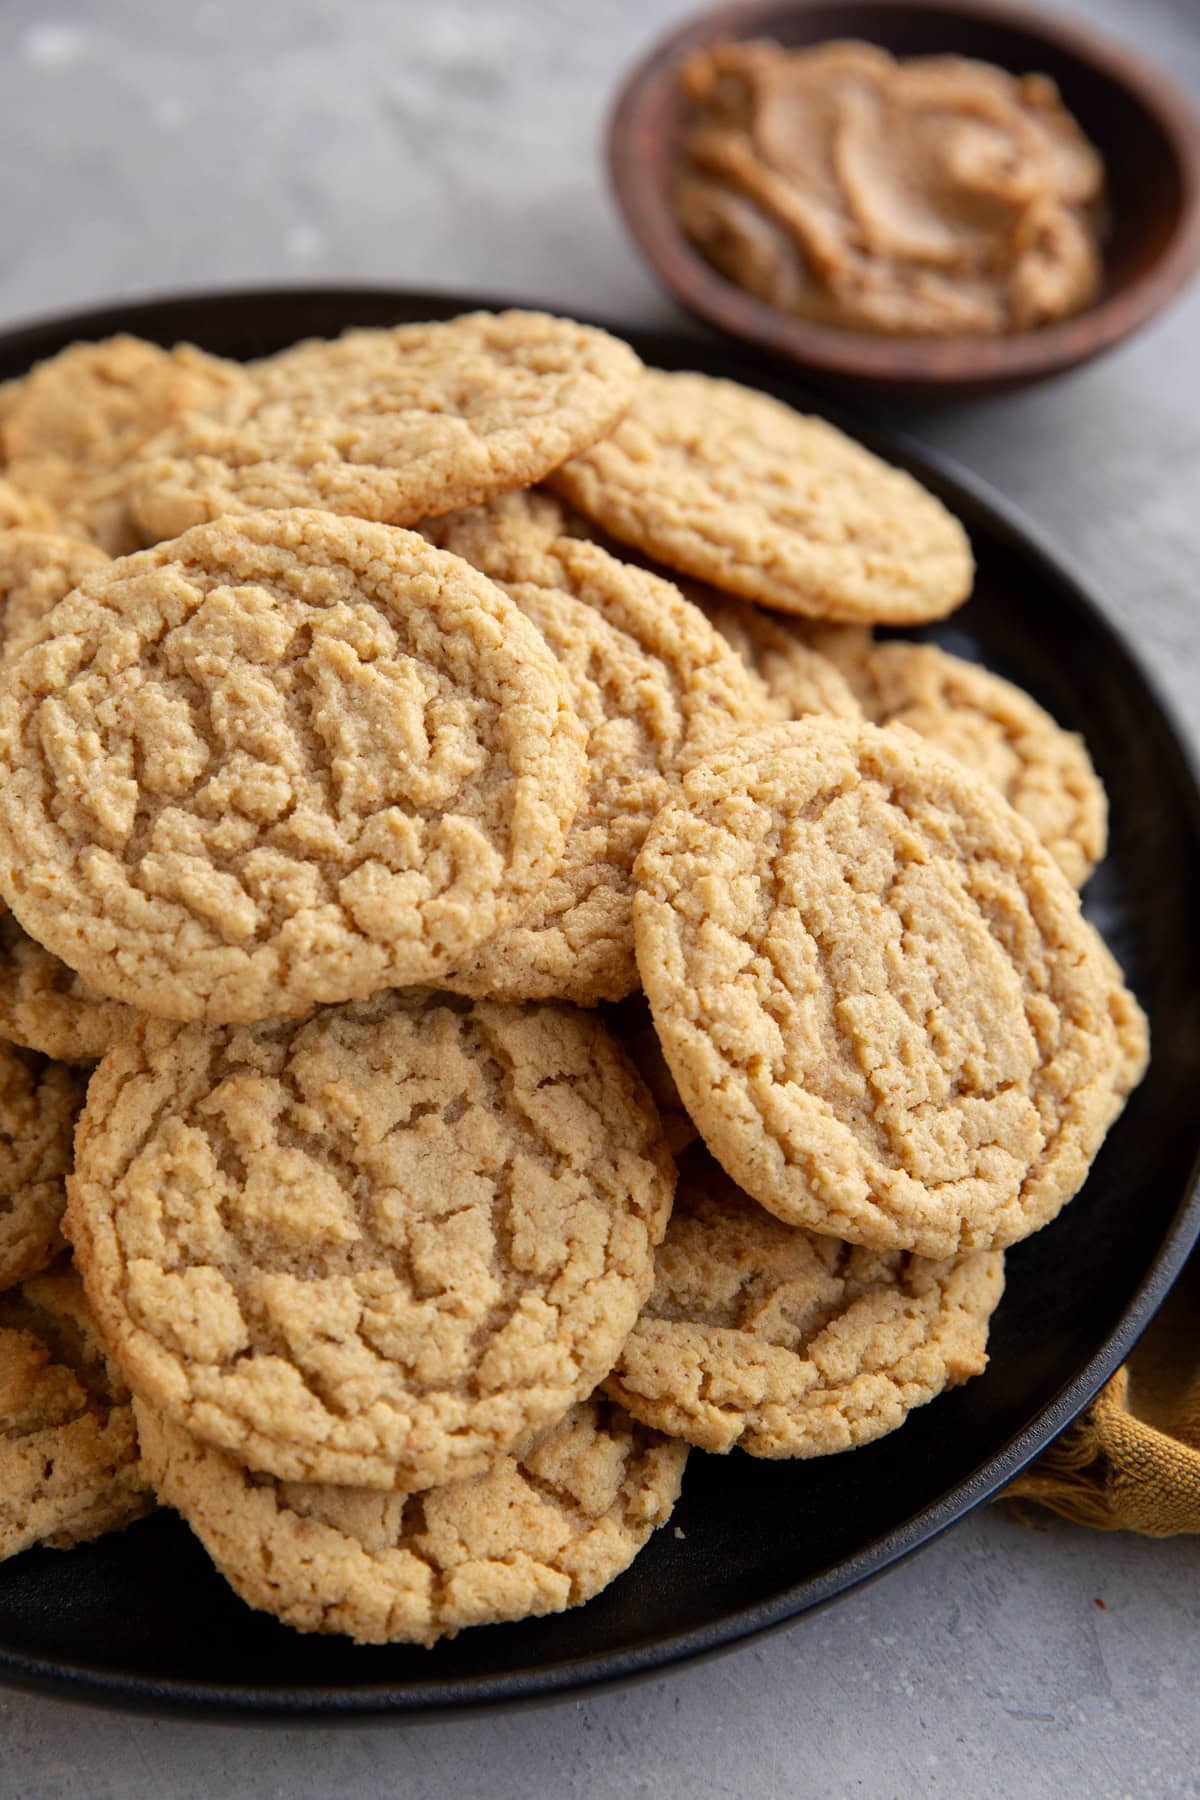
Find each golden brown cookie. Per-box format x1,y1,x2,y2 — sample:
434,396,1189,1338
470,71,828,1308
549,370,973,623
423,490,772,1004
0,1042,85,1289
0,1260,151,1558
135,1394,685,1644
0,529,110,662
0,476,58,534
68,993,676,1490
691,587,863,721
131,312,642,543
633,719,1146,1259
0,509,587,1023
606,1153,1003,1456
0,910,136,1062
843,641,1107,887
1,335,248,554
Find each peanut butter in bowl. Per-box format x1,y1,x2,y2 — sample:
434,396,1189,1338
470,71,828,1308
675,39,1106,337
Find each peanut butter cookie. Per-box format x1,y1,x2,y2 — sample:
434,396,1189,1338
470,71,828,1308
136,1394,686,1644
0,529,109,661
0,510,586,1022
68,993,675,1489
0,527,132,1060
132,312,641,542
423,490,771,1004
0,1260,151,1557
0,1043,85,1289
607,1153,1002,1456
693,587,863,721
549,370,973,623
844,641,1107,887
1,335,248,554
633,720,1146,1258
0,477,58,534
0,911,136,1062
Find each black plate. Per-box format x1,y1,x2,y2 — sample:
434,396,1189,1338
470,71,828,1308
1,288,1198,1720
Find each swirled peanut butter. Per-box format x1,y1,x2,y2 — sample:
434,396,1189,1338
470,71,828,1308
675,40,1105,337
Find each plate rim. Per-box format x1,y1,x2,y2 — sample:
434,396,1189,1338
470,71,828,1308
0,282,1198,1720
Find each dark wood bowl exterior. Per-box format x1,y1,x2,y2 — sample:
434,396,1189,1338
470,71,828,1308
609,0,1200,398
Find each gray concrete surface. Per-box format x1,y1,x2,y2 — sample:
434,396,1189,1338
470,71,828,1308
1,0,1198,1794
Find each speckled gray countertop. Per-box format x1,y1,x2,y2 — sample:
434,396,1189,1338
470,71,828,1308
1,2,1199,1794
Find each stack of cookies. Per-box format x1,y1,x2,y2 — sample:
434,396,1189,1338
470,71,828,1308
0,313,1146,1645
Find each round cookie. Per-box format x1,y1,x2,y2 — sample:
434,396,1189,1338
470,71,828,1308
0,476,58,534
0,910,137,1062
606,1153,1003,1456
633,719,1146,1259
1,335,248,554
0,1042,86,1289
0,529,110,661
423,491,772,1004
691,587,863,722
549,369,973,624
843,640,1107,887
136,1394,685,1644
0,1259,152,1557
131,311,642,543
0,509,587,1022
67,992,676,1490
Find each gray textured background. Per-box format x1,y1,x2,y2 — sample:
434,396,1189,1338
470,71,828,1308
1,2,1199,1795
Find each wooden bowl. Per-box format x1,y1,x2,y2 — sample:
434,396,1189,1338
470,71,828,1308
609,0,1200,398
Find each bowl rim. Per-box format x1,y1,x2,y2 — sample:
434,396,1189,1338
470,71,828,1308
609,0,1200,386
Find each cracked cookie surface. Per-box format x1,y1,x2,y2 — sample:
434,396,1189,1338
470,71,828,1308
0,509,586,1022
0,1043,86,1289
423,490,771,1004
136,1394,685,1643
606,1152,1002,1456
0,911,137,1062
1,335,248,554
633,719,1146,1257
0,531,130,1053
549,369,973,623
132,312,641,542
68,992,676,1489
0,1259,152,1558
692,587,863,722
0,529,110,662
845,641,1107,887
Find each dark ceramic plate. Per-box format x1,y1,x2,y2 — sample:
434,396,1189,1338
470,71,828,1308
0,288,1197,1720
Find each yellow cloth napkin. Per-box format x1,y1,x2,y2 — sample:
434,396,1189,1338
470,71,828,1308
1006,1250,1200,1534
